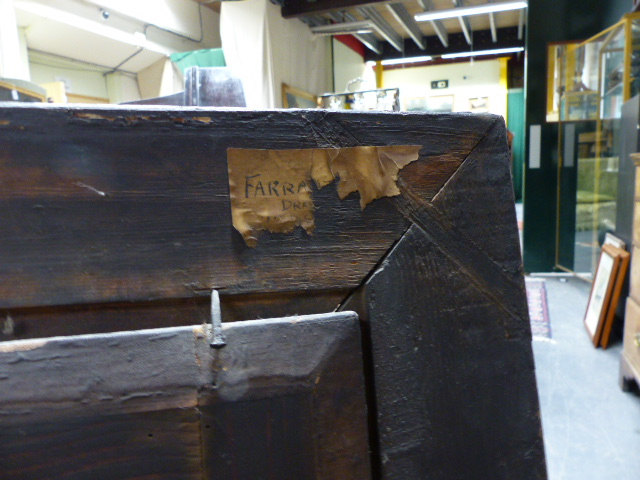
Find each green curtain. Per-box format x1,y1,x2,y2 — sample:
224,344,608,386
170,48,226,74
507,88,525,201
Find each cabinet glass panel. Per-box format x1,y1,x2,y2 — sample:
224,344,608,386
554,13,640,276
562,42,599,122
601,27,625,119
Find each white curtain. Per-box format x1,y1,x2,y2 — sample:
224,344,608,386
220,0,331,108
0,0,30,80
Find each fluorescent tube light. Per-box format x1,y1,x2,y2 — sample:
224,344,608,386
314,30,374,36
311,20,373,34
441,46,524,59
314,29,374,36
415,1,527,22
381,55,433,66
15,0,169,55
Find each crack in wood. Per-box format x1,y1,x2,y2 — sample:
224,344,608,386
389,118,527,337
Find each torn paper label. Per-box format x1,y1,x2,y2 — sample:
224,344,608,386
227,145,421,247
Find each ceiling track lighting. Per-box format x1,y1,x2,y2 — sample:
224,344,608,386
310,20,375,36
415,1,527,22
380,56,434,66
313,29,374,36
368,47,523,67
440,46,525,59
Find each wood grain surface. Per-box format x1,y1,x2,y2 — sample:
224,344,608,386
339,118,545,479
0,312,370,479
0,105,545,479
0,105,487,312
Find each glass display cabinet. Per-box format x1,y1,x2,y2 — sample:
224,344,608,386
317,88,400,111
547,12,640,276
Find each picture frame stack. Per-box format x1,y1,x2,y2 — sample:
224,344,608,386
584,233,630,349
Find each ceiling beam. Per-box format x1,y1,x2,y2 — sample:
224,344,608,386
311,20,374,34
300,15,327,27
281,0,388,18
517,8,525,39
328,11,381,54
386,3,426,50
363,25,523,62
354,33,383,54
358,5,404,52
489,13,497,42
487,0,497,42
458,17,473,45
431,20,450,48
418,0,449,48
452,0,473,45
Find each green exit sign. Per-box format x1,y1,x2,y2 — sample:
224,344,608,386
431,80,448,89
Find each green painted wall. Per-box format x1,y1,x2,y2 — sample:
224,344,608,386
523,0,633,272
508,88,525,200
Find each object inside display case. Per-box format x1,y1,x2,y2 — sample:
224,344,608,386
550,13,640,276
0,78,46,103
318,88,400,111
547,13,640,123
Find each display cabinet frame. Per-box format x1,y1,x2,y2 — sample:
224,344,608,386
549,13,640,276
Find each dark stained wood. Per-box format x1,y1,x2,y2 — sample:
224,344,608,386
221,289,352,323
0,105,487,311
0,289,350,341
0,297,209,341
198,313,371,479
342,119,545,479
201,395,316,480
0,104,545,479
360,225,544,479
395,118,527,319
0,312,370,479
0,409,202,480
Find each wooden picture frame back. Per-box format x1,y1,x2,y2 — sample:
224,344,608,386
584,244,623,347
0,105,546,479
600,247,630,349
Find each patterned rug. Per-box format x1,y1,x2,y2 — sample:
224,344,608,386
525,278,552,340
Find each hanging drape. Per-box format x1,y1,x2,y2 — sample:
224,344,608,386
220,0,331,109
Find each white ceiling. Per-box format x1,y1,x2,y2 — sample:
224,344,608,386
14,0,220,73
12,0,525,74
289,0,526,56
